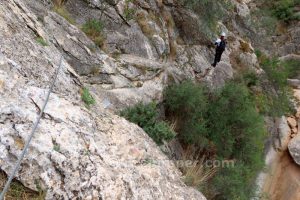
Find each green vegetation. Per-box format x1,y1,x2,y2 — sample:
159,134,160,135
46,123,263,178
81,87,96,108
270,0,300,22
54,6,75,24
124,0,136,21
256,51,297,116
121,79,267,199
124,7,136,21
119,52,297,198
249,0,299,40
179,0,233,33
164,80,266,199
207,84,265,199
52,0,67,8
36,37,48,46
82,19,105,47
164,81,209,146
282,59,300,79
243,70,259,87
0,171,45,200
257,0,300,23
53,144,61,152
120,102,175,145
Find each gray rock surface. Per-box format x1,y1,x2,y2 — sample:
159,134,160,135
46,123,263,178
0,0,207,199
278,117,291,151
273,22,300,56
0,0,264,198
204,62,234,89
288,79,300,89
288,134,300,166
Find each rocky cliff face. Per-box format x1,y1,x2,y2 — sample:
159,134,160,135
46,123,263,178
25,0,259,111
0,0,280,199
0,0,209,199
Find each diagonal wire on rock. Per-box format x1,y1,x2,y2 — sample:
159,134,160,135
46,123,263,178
0,56,64,200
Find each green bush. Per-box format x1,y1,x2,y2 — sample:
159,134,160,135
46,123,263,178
212,162,262,200
243,71,259,87
120,102,175,144
260,0,300,22
282,59,300,78
164,81,266,199
81,87,95,107
82,19,105,47
147,121,175,144
207,82,265,159
271,0,300,22
259,56,294,116
164,81,209,145
261,57,288,88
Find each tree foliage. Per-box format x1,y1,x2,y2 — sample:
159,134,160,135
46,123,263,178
164,81,266,199
260,0,300,22
256,52,296,117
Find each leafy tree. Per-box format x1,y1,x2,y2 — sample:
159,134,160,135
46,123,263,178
164,81,266,199
259,56,295,116
164,81,209,145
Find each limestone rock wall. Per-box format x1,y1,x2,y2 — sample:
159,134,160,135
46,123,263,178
0,0,207,199
0,0,264,199
27,0,259,111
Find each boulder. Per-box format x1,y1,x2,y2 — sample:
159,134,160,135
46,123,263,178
237,52,259,69
287,79,300,88
152,34,167,56
235,2,250,18
106,22,159,59
289,134,300,166
204,62,234,89
270,117,292,151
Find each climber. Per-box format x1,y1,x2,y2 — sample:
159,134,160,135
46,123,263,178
212,32,227,67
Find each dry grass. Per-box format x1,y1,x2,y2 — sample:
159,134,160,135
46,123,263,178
90,66,100,75
169,117,179,134
53,6,75,24
0,171,45,200
161,9,176,61
177,146,217,189
136,12,156,38
52,0,67,8
82,19,105,48
239,40,253,53
276,22,288,34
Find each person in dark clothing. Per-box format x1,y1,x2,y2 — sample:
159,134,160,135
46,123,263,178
212,32,226,67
